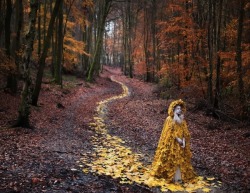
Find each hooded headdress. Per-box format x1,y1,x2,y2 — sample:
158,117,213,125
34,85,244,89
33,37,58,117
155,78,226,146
168,99,186,117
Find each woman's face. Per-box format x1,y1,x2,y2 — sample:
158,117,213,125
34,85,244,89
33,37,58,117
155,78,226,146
174,105,182,116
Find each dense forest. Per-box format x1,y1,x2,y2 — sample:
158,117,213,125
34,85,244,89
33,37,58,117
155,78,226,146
0,0,249,125
0,0,250,192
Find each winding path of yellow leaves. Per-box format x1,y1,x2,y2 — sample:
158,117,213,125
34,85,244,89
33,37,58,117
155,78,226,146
79,76,221,192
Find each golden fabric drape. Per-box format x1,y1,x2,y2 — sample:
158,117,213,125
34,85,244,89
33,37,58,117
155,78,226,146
151,100,196,183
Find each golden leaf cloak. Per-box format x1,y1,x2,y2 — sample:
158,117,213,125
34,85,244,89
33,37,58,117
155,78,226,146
151,100,196,183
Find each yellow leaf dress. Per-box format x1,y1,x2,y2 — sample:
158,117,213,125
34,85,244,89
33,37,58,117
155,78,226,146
151,99,196,183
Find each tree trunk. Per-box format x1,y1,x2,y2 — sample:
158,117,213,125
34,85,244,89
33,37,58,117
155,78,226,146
15,0,38,128
38,1,41,57
43,0,47,44
207,0,214,104
236,0,246,116
214,0,223,109
54,0,63,85
32,0,62,106
5,0,15,92
87,0,112,82
151,0,159,82
127,0,133,78
8,0,23,94
50,0,56,77
82,5,93,76
15,0,24,85
4,0,12,56
184,0,189,81
122,7,127,75
0,1,5,45
144,2,150,82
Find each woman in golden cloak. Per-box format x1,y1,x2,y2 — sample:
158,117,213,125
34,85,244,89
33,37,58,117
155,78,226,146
151,99,196,183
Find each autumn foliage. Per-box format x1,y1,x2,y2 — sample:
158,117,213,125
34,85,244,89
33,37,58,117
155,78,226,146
103,0,250,118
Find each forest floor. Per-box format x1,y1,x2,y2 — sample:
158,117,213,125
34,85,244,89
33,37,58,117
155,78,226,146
0,66,249,193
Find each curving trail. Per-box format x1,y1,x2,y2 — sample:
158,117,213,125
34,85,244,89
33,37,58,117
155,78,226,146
80,75,150,184
79,75,217,192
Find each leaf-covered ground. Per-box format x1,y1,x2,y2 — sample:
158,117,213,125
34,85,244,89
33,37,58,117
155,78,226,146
0,66,249,193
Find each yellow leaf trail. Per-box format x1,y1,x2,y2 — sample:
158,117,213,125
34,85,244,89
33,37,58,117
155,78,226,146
79,76,220,192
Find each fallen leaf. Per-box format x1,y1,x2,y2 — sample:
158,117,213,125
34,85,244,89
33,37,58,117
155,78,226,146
202,187,211,192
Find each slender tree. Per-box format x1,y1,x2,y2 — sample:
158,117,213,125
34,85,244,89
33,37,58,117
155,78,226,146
43,0,48,44
10,0,24,92
32,0,62,106
0,1,5,44
82,5,93,76
143,1,149,81
16,0,38,127
214,0,223,109
151,0,159,82
236,0,246,114
87,0,112,82
5,0,15,92
207,0,214,104
37,1,41,57
4,0,12,56
50,0,56,77
54,0,64,85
